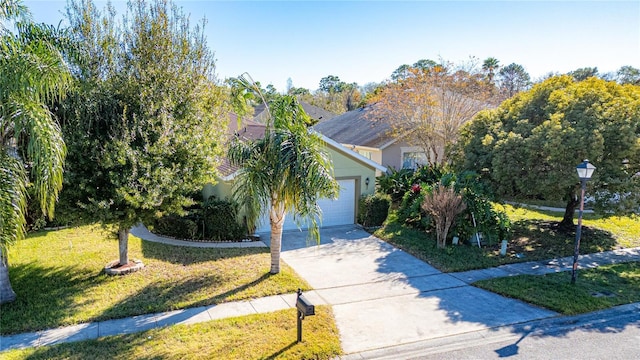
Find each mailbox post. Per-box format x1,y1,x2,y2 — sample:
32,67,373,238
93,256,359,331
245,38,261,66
296,288,315,343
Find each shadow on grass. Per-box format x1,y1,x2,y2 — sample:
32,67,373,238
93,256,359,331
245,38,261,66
378,215,619,272
1,262,104,335
511,219,617,259
140,239,268,265
265,341,297,359
97,271,273,324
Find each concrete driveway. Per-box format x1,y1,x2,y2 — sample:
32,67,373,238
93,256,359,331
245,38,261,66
261,225,556,355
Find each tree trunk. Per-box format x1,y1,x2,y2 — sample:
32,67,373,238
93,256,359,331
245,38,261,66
0,248,17,304
559,197,579,231
118,228,129,266
269,203,285,274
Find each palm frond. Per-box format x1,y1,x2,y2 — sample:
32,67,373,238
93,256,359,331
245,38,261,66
0,149,27,250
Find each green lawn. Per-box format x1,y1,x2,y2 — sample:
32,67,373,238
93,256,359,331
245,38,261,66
475,262,640,315
375,204,640,272
2,306,342,360
1,224,311,334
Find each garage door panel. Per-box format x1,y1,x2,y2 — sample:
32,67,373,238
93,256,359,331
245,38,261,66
256,179,355,232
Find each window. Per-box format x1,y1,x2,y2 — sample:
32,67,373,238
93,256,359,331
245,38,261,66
402,151,428,169
358,150,372,160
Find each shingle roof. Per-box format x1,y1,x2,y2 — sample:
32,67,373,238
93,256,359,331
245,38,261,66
312,104,395,149
253,101,338,124
218,115,266,178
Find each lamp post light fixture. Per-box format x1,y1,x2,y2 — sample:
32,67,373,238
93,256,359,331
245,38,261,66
571,159,596,284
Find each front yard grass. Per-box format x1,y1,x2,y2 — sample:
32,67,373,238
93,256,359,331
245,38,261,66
2,306,342,360
374,204,640,272
474,262,640,315
1,224,311,335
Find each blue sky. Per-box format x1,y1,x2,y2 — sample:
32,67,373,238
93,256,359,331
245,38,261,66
24,1,640,92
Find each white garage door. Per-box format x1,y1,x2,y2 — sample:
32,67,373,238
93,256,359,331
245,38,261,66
256,179,356,233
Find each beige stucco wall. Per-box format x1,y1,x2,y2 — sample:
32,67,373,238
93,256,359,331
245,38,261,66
382,141,404,170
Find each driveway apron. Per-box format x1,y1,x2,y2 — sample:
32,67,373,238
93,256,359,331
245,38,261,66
262,225,556,354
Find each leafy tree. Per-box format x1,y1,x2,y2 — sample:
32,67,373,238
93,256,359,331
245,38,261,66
413,59,438,73
391,64,411,81
60,0,228,269
616,65,640,85
482,57,500,83
370,61,495,165
297,75,361,114
568,67,599,81
318,75,343,93
288,86,310,96
496,63,531,98
0,0,73,303
228,75,339,274
454,75,640,229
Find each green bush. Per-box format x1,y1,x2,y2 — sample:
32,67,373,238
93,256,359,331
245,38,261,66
376,168,414,203
152,198,247,241
202,198,247,241
397,183,432,230
154,215,200,240
358,194,391,227
388,168,511,246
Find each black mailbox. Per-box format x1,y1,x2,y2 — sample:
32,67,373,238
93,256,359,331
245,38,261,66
296,289,315,343
296,294,315,316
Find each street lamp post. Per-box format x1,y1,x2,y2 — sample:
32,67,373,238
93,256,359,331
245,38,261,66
571,159,596,284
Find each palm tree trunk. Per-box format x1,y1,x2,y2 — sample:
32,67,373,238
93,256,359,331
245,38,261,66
269,203,286,274
0,248,17,304
118,228,129,266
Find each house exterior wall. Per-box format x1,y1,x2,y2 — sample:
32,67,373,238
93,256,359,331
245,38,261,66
381,141,405,170
328,147,377,197
202,179,233,201
208,143,379,202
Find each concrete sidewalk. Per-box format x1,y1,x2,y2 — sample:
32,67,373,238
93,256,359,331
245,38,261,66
2,225,638,354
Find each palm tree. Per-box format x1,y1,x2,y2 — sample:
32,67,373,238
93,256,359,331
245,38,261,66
482,57,500,83
228,75,339,274
0,0,72,304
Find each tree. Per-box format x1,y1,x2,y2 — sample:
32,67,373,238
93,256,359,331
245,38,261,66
496,63,531,98
371,62,495,165
568,67,599,81
421,185,466,248
482,57,500,83
301,75,362,114
228,76,339,274
391,64,411,81
413,59,438,73
0,0,73,303
60,0,228,270
453,75,640,229
318,75,343,93
615,65,640,85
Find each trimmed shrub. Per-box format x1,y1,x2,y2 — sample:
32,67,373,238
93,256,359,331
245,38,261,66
358,194,391,227
152,197,248,242
154,215,200,240
202,198,246,241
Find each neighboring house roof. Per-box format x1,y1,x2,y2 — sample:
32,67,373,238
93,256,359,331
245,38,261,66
219,115,386,181
253,101,338,124
312,104,397,149
218,115,266,180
